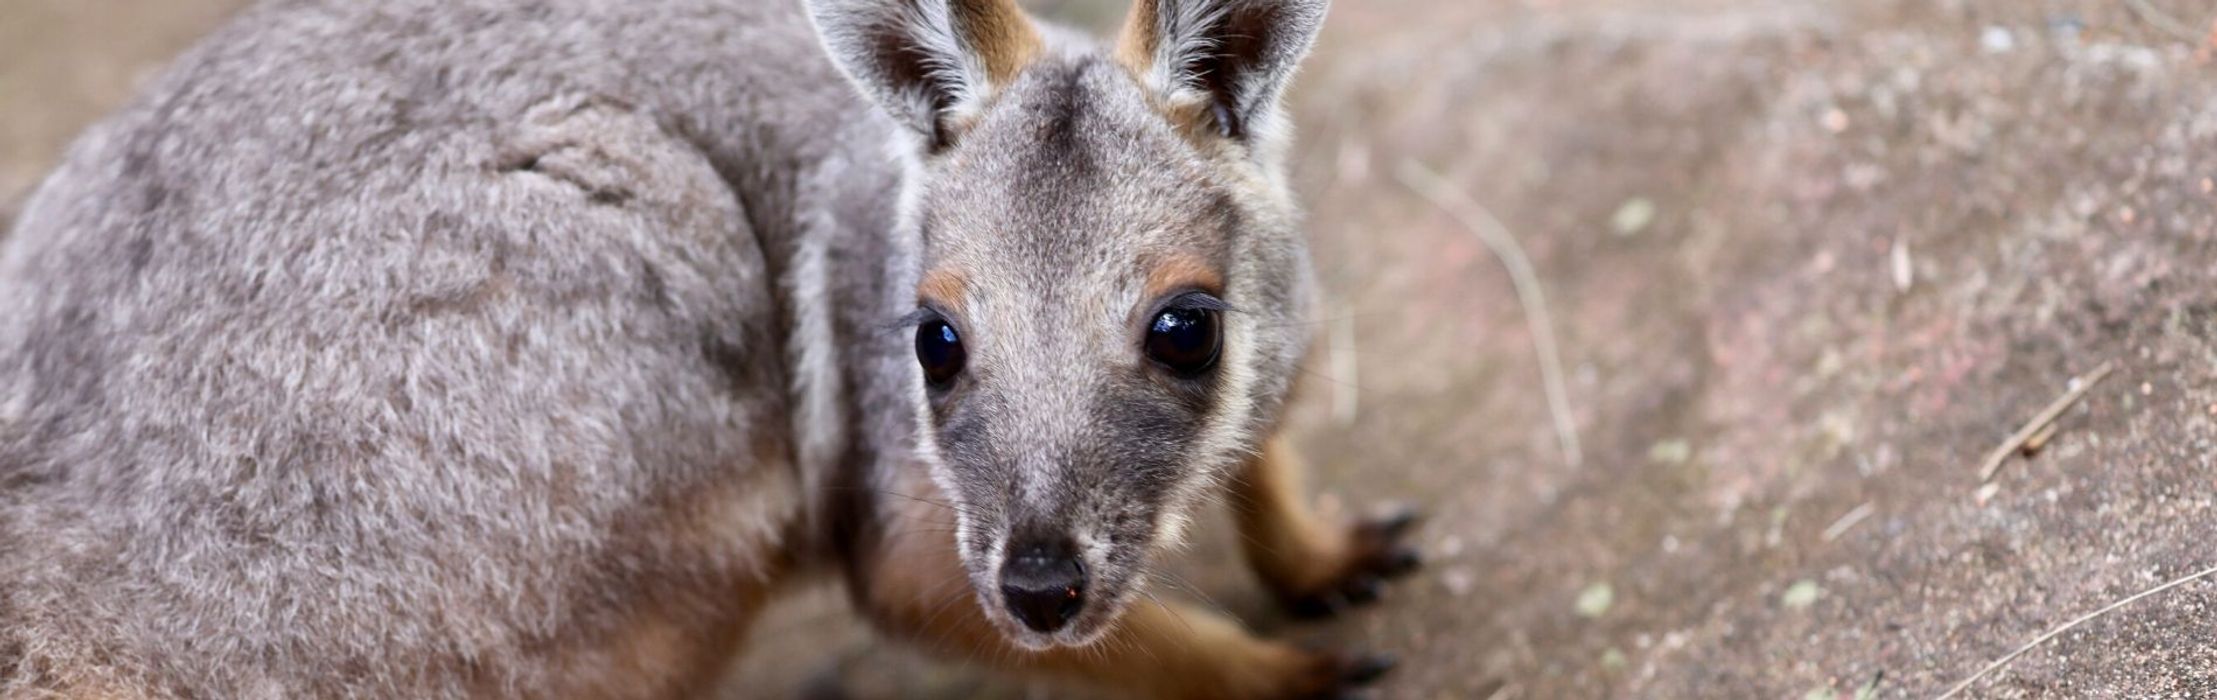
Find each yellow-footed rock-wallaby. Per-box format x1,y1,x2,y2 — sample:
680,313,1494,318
0,0,1418,696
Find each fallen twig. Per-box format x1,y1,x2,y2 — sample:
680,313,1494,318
1821,502,1875,542
1394,160,1583,468
2018,420,2061,457
1933,562,2217,699
1976,361,2115,482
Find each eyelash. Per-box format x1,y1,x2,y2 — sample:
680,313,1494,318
896,306,949,332
1152,291,1230,316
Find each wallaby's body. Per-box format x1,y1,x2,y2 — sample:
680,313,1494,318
0,0,1414,698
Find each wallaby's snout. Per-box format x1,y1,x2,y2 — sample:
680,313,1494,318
998,536,1087,633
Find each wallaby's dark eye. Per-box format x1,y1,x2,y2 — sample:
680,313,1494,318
915,319,966,387
1145,306,1221,375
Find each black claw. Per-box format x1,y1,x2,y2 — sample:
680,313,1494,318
1381,546,1423,576
1372,508,1422,539
1280,506,1427,620
1341,653,1397,685
1342,576,1383,605
1324,589,1352,613
1287,589,1350,620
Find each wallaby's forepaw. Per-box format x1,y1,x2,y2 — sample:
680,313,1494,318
1280,508,1423,619
1276,649,1397,700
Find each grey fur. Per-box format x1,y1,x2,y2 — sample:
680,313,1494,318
0,0,1324,694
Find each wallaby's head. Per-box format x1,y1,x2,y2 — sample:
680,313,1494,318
810,0,1326,648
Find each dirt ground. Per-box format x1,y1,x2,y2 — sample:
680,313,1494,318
7,0,2217,698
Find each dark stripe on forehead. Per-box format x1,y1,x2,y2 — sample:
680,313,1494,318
998,58,1111,275
1027,58,1099,180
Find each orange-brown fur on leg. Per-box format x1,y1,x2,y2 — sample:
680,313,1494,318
1229,438,1422,619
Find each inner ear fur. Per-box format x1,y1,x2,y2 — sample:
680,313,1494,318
809,0,1044,149
1112,0,1328,143
954,0,1043,85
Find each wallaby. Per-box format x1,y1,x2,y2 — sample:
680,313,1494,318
0,0,1418,697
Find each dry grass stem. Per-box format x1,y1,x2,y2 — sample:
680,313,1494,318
1393,160,1583,468
1976,361,2115,482
1934,562,2217,700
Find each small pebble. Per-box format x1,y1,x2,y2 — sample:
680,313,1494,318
1890,238,1913,291
1575,582,1614,618
1821,109,1850,133
1980,25,2016,54
1611,197,1657,236
1782,580,1824,609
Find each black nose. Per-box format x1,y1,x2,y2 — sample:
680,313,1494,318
999,540,1086,633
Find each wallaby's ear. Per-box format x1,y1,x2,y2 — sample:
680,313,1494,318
1114,0,1327,143
807,0,1043,149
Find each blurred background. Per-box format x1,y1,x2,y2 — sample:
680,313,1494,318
7,0,2217,697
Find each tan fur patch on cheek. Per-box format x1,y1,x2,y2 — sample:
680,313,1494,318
917,269,970,310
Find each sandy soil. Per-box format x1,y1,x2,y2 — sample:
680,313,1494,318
7,0,2217,697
